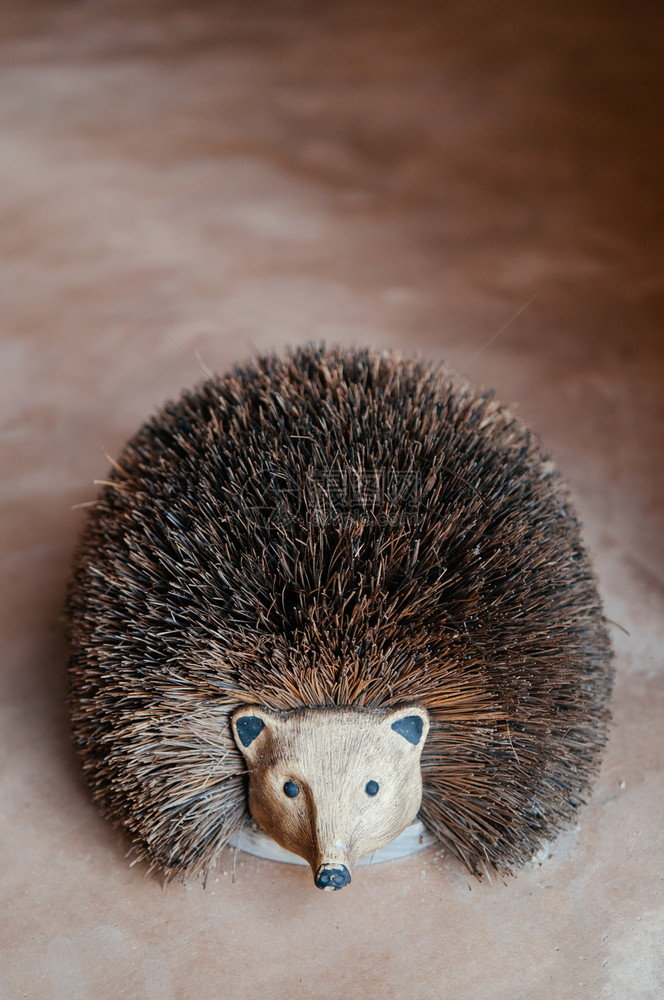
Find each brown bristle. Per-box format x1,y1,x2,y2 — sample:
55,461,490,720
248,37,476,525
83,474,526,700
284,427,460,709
65,343,613,880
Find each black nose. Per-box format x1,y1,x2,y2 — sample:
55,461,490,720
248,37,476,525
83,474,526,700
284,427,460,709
314,864,351,891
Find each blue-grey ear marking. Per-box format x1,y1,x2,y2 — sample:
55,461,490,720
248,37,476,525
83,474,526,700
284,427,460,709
235,716,265,747
391,715,424,745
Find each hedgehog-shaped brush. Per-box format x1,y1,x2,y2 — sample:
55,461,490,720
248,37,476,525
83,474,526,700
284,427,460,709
66,344,613,890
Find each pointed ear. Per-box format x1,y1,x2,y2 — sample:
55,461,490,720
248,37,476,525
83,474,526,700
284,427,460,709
231,706,276,763
386,706,430,747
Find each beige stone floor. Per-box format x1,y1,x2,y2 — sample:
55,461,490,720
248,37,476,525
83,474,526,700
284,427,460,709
1,2,663,998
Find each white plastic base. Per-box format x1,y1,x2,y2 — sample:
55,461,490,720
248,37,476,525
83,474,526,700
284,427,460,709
228,819,436,867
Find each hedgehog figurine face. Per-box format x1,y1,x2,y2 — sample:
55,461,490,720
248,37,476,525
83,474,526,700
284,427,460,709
66,344,613,889
232,705,429,889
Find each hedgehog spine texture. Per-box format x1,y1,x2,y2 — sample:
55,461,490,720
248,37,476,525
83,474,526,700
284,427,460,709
66,343,613,880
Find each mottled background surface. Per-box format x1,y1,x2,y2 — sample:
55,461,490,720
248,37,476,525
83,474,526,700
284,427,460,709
1,2,662,997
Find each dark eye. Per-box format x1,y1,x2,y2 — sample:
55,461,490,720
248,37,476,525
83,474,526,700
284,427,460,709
365,780,379,796
284,780,299,798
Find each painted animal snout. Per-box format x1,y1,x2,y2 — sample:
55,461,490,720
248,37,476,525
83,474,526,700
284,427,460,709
315,863,351,891
231,704,430,890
